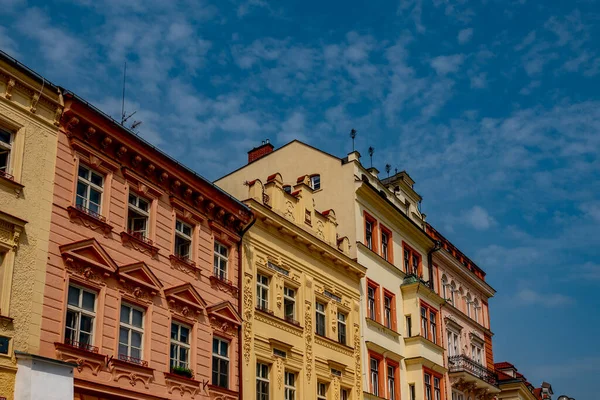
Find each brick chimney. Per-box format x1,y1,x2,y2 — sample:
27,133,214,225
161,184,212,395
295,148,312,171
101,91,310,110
248,139,274,163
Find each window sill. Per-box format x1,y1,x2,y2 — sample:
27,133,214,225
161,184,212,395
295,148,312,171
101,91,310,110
120,231,159,257
365,317,401,338
108,356,154,388
209,274,238,296
208,384,239,398
0,172,24,197
67,205,113,235
254,307,304,334
314,333,355,355
54,341,106,375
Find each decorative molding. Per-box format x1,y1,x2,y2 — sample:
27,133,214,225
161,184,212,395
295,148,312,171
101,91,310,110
209,275,239,296
169,254,201,279
254,310,303,337
108,357,154,389
207,384,239,400
54,342,106,376
119,231,159,257
314,335,354,357
164,372,202,398
276,357,284,389
243,274,253,366
67,206,113,235
304,300,313,383
353,323,361,398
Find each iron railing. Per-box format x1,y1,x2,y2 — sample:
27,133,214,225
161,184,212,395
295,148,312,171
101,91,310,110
448,355,498,386
127,230,153,246
0,169,14,181
64,338,99,353
75,204,106,222
118,353,148,367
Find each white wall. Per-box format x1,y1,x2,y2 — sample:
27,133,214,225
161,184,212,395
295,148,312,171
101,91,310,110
14,353,74,400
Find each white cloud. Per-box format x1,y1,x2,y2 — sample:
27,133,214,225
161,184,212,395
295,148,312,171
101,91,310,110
470,72,487,88
463,206,496,230
457,28,473,44
580,202,600,222
430,54,464,75
517,288,575,307
0,27,20,58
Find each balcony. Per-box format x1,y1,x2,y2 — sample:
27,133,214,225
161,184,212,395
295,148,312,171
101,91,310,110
448,355,498,387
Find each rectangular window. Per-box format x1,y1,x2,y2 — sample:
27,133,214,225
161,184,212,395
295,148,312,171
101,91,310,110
383,291,395,330
311,175,321,190
337,312,346,345
170,322,190,369
128,193,150,239
212,337,229,388
256,274,269,310
447,330,459,357
403,244,421,275
284,371,296,400
434,376,441,400
76,164,104,215
317,381,327,400
284,286,296,323
368,286,376,320
256,362,270,400
214,241,228,279
421,302,438,343
452,391,465,400
119,303,144,363
430,311,437,344
341,388,348,400
315,302,326,336
471,344,482,364
365,220,373,250
388,364,396,400
381,231,389,260
0,128,12,175
174,220,193,260
65,285,96,348
406,315,412,337
370,357,379,396
425,373,432,400
421,306,428,339
410,384,416,400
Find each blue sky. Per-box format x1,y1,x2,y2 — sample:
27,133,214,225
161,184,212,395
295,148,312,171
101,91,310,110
1,0,599,397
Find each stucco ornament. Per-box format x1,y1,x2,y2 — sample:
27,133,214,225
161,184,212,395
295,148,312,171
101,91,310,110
4,77,15,99
354,323,361,397
276,357,284,389
243,274,253,365
304,300,313,382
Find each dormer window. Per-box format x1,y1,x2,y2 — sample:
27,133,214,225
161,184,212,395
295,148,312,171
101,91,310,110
310,174,321,190
283,185,292,194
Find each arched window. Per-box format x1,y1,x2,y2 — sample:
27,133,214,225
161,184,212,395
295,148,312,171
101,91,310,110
441,275,448,300
310,174,321,190
466,293,472,318
450,281,456,305
473,299,480,323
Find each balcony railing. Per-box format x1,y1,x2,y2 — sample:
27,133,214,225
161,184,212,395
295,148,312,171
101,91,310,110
448,355,498,386
75,204,106,222
127,230,153,246
0,169,15,181
118,353,149,367
64,338,99,353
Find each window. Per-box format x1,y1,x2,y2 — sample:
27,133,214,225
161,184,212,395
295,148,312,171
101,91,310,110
284,371,296,400
0,129,12,175
256,362,270,400
256,274,269,310
284,287,296,322
174,220,193,259
383,291,395,330
420,302,438,343
406,315,412,337
119,303,144,362
367,279,380,322
450,281,456,305
170,322,190,369
403,243,421,275
76,164,104,215
65,285,96,348
447,330,460,357
310,174,321,190
317,382,327,400
370,357,379,396
441,275,448,300
368,286,376,320
380,226,392,262
425,373,432,400
337,312,346,345
212,337,229,388
315,302,326,336
466,293,472,318
473,299,480,323
452,391,465,400
365,220,374,249
387,364,397,400
340,388,349,400
128,193,150,239
214,241,228,279
471,344,482,364
409,384,416,400
434,376,441,400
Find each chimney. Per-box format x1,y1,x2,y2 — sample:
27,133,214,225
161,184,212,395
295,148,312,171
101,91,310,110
248,139,274,164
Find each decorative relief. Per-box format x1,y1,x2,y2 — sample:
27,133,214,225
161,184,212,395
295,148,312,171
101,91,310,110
284,200,294,221
254,312,303,337
304,301,313,383
276,357,284,389
164,373,201,398
209,316,238,337
65,260,106,285
54,342,106,376
332,377,340,400
120,281,150,302
353,323,361,398
169,255,201,280
108,358,154,389
67,206,113,236
4,78,15,99
316,221,325,240
243,274,253,366
314,336,353,357
120,231,159,258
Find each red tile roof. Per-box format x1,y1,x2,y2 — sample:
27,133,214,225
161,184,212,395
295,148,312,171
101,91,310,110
494,361,515,369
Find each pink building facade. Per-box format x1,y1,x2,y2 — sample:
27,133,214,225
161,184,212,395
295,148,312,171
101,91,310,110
39,93,253,400
427,224,499,400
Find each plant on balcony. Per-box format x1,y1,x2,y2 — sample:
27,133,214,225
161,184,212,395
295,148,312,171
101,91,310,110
171,365,194,379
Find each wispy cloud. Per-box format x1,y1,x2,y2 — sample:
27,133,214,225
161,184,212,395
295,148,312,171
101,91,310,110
517,288,575,307
430,54,465,75
458,28,474,44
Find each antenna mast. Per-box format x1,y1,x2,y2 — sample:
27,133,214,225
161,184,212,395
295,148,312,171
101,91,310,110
368,146,374,168
121,61,127,125
350,129,357,152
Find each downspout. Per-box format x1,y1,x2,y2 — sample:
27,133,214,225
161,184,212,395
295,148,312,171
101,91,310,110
427,240,442,290
237,213,256,399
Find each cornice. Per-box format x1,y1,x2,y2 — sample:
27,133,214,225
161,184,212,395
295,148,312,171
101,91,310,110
436,250,495,297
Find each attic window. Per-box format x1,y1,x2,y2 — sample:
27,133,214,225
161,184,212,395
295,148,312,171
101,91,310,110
310,175,321,190
283,185,291,194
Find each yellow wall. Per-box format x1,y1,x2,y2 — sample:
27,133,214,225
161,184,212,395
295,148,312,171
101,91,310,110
0,59,61,399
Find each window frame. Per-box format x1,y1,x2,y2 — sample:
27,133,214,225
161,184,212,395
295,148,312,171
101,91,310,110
284,370,296,400
0,128,13,175
447,329,460,357
283,286,296,322
256,362,270,400
174,219,193,260
256,273,270,311
310,174,321,191
170,321,191,369
317,381,328,400
76,164,105,216
424,368,444,400
213,241,229,280
212,336,230,388
471,342,483,365
383,289,396,331
366,279,381,322
402,241,422,276
380,224,393,263
315,301,326,337
420,301,439,344
337,311,347,345
364,212,378,251
369,352,384,396
118,302,145,362
65,284,97,348
386,360,400,400
127,192,151,239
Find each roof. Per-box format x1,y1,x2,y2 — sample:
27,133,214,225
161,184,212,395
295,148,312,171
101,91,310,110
0,49,60,92
495,361,515,369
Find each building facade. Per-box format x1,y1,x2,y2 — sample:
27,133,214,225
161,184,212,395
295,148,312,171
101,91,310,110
216,141,447,400
495,362,553,400
217,171,365,400
37,92,253,399
0,51,67,400
426,224,499,400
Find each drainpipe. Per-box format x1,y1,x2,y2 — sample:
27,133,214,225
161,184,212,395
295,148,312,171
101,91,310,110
237,214,256,399
427,240,442,290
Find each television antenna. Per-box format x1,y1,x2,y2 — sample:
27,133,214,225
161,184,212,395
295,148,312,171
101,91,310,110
120,61,142,130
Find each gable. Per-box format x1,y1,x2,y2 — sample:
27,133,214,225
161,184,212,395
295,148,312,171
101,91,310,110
60,238,118,275
207,301,242,326
164,283,207,311
117,262,163,295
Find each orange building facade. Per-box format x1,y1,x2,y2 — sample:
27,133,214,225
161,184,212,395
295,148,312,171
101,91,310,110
38,93,254,400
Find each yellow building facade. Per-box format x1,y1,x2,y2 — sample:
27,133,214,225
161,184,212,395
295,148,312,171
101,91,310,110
0,52,63,399
217,171,365,400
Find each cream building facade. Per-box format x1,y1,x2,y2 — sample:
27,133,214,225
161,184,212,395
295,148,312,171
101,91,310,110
217,170,365,399
0,51,71,400
216,140,447,400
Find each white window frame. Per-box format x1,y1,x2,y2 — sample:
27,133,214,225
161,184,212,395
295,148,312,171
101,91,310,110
257,273,270,310
381,231,389,260
174,219,193,260
450,282,456,305
367,286,376,320
434,376,441,400
384,295,392,329
119,303,145,361
447,329,460,357
473,299,480,323
370,357,379,396
424,373,432,400
212,337,230,388
213,241,228,279
365,220,373,249
337,311,346,344
284,370,296,400
128,192,150,238
76,164,104,215
315,302,326,336
317,381,328,400
466,294,472,318
471,343,483,365
65,284,96,348
441,276,448,300
256,362,270,400
283,286,295,321
340,388,349,400
170,321,191,369
0,128,13,175
388,364,396,400
310,175,321,190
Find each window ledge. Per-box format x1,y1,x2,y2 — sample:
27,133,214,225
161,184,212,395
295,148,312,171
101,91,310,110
164,371,202,396
0,172,24,197
67,205,113,235
120,231,159,257
108,356,154,389
54,341,106,376
209,274,238,296
365,317,401,338
314,333,354,356
208,384,239,398
254,307,304,336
